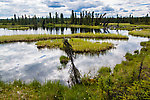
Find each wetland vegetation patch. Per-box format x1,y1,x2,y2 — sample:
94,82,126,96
36,38,114,53
1,40,150,99
59,55,70,65
129,29,150,37
8,27,29,30
0,33,128,43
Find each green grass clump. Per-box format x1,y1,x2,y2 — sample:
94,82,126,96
109,23,150,31
36,38,114,53
8,27,29,30
0,33,128,43
129,29,150,37
0,24,33,28
46,24,103,29
48,23,150,30
60,55,70,65
97,67,111,76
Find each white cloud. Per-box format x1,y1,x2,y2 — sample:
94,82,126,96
0,0,150,18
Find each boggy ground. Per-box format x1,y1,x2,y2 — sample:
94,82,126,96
0,33,128,43
0,26,150,99
1,23,150,31
0,40,150,99
36,38,114,54
129,29,150,37
46,23,150,31
8,27,29,30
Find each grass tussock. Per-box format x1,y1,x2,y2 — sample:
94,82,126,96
36,38,114,53
60,55,70,65
0,33,128,43
129,29,150,37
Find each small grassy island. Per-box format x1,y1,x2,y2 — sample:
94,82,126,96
0,33,128,43
36,38,114,53
129,29,150,37
8,27,29,30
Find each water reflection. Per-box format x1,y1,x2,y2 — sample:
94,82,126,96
0,27,112,36
0,30,149,84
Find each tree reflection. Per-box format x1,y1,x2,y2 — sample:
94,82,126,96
61,27,64,34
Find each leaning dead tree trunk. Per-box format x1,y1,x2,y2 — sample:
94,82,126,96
63,38,81,86
138,57,145,81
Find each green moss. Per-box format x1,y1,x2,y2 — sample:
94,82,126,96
36,38,114,53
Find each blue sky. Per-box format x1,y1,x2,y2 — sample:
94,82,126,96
0,0,150,19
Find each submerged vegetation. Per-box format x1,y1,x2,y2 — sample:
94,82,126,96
0,33,128,43
129,29,150,37
36,39,114,53
1,40,150,99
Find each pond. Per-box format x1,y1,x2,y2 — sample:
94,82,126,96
0,27,111,36
0,27,149,85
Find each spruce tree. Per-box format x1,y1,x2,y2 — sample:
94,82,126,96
71,10,74,24
79,12,83,25
92,11,94,25
49,12,52,23
60,13,64,24
55,12,58,24
14,14,17,23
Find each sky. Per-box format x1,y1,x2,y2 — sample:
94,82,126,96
0,0,150,19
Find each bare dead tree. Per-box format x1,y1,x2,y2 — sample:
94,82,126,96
138,57,145,81
63,38,81,86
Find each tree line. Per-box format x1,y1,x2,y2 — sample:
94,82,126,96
0,10,150,26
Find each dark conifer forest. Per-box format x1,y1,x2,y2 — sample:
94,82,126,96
0,10,150,26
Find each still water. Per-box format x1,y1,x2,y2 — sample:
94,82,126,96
0,27,110,36
0,28,149,85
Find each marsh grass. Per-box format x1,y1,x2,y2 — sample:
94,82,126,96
129,29,150,37
8,27,30,30
60,55,70,65
48,23,150,30
109,23,150,31
1,40,150,99
46,24,103,29
0,24,33,28
36,38,114,53
0,33,128,43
